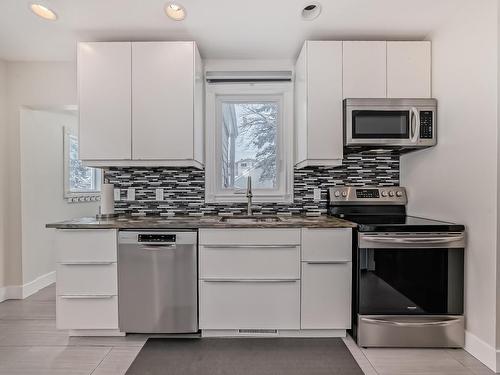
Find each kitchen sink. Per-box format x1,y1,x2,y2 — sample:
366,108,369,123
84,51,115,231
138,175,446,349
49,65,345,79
219,216,283,224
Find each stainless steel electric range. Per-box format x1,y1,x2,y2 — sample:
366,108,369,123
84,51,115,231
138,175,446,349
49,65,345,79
328,186,465,348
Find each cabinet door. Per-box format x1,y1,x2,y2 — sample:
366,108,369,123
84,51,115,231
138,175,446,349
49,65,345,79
387,41,431,98
294,44,307,165
132,42,194,160
301,262,351,329
343,41,386,98
78,42,132,160
200,280,300,329
307,41,343,161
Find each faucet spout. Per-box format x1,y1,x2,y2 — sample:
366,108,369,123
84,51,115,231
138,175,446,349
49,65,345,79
246,176,252,216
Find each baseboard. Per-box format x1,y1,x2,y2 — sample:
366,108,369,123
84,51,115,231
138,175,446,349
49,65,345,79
21,271,56,299
68,329,125,337
0,271,55,302
201,329,347,338
464,330,497,372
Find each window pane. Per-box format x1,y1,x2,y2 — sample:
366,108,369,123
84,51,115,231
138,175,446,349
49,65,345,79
69,135,99,192
221,101,278,190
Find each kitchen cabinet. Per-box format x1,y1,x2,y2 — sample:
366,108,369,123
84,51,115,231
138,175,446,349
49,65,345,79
199,229,301,331
295,41,343,168
387,41,431,98
132,42,203,163
301,229,352,330
78,42,132,161
343,41,387,99
78,41,203,168
55,229,121,335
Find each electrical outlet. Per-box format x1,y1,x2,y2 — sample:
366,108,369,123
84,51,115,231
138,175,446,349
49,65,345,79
313,188,321,202
113,189,121,201
127,188,135,201
155,188,164,201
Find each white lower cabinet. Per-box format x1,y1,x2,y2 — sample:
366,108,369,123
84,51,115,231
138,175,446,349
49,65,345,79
199,280,300,329
301,262,351,329
198,228,352,336
57,296,119,330
55,229,120,335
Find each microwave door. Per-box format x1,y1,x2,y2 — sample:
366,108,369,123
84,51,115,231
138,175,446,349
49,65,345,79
345,106,415,146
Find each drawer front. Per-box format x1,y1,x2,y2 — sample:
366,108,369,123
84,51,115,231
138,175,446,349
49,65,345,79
301,262,351,329
56,229,117,262
57,263,117,296
199,280,300,329
200,246,300,279
56,295,118,330
199,229,301,246
302,228,352,261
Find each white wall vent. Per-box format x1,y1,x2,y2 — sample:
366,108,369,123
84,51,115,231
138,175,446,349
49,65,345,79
206,71,293,83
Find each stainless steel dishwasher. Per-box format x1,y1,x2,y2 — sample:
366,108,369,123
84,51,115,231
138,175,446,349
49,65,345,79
118,230,198,333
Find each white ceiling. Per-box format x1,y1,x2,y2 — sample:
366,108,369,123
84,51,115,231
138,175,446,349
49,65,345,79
0,0,463,62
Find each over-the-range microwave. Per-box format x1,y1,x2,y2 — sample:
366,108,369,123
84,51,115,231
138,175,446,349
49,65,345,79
343,98,437,154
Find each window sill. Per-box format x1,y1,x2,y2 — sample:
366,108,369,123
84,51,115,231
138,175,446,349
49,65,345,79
65,193,101,203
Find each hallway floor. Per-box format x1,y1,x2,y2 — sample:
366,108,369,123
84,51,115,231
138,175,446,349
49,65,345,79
0,284,494,375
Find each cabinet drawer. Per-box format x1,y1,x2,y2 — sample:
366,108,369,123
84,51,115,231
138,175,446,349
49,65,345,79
200,245,299,279
56,263,117,296
199,229,301,246
301,262,351,329
56,295,118,330
56,230,117,262
199,280,300,330
302,228,352,261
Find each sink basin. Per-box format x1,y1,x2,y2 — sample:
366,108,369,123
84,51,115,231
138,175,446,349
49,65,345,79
219,216,283,224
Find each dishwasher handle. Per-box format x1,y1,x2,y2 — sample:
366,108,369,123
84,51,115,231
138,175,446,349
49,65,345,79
139,244,177,251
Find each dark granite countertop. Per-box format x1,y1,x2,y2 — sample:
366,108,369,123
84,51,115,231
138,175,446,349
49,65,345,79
46,215,356,230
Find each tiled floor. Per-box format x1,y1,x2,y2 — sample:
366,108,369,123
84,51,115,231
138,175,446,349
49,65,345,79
0,284,495,375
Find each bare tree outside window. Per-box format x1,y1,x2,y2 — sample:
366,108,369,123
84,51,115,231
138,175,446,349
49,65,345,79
221,101,279,190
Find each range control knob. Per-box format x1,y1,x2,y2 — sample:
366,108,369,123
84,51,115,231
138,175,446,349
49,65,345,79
341,191,348,197
334,190,341,197
396,191,403,197
381,191,388,197
389,191,395,197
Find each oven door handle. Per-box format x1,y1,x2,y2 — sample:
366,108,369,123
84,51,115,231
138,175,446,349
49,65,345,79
361,317,462,327
362,235,464,245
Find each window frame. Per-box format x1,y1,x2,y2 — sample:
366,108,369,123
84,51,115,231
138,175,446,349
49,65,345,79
63,127,101,200
205,83,294,203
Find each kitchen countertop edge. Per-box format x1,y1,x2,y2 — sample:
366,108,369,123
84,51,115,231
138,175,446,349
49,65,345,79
46,215,356,230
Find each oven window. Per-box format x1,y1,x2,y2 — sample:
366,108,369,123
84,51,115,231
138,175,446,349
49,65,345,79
358,248,464,315
352,110,409,139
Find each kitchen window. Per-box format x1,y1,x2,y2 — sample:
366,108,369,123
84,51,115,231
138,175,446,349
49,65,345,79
64,128,101,201
205,83,293,203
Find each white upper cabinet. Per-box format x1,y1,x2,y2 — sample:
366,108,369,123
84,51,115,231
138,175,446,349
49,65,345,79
295,41,343,168
132,42,203,164
78,42,132,160
78,41,203,167
343,41,387,98
387,41,431,98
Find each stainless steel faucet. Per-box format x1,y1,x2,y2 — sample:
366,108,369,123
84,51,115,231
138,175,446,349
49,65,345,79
246,176,253,216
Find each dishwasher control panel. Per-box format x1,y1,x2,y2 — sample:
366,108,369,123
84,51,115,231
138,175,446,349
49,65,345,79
138,234,176,243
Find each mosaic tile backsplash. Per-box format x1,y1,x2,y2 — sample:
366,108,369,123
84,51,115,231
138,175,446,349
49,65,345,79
104,153,399,216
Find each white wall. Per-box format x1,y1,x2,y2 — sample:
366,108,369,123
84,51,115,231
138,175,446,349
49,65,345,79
401,1,498,370
20,109,98,288
4,62,80,289
0,60,7,292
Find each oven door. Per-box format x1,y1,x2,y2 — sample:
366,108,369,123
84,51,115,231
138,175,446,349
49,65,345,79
357,232,465,315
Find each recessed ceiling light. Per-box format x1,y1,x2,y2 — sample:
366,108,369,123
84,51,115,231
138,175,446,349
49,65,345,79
30,3,58,21
301,2,321,20
165,3,186,21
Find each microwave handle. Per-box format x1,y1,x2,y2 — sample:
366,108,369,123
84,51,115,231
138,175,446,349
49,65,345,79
410,107,420,143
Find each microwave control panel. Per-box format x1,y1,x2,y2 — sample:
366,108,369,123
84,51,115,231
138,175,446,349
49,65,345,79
420,111,434,139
